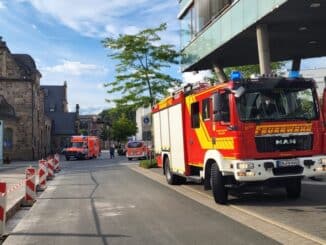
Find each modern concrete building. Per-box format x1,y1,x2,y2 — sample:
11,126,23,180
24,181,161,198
135,107,151,141
300,68,326,97
178,0,326,77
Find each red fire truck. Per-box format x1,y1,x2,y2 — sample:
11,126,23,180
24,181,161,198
152,74,326,204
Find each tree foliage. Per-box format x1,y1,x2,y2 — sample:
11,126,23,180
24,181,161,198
99,106,137,142
102,23,181,107
100,105,136,126
224,62,285,79
111,114,137,142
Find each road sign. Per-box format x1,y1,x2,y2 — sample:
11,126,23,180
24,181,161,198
143,116,150,125
0,121,3,164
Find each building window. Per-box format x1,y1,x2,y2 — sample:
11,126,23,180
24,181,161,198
202,98,211,120
4,128,13,150
196,0,210,32
180,0,235,48
181,4,196,49
191,102,200,128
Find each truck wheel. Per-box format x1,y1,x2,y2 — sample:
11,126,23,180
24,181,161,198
65,156,70,161
164,157,185,185
286,178,301,199
128,158,132,161
211,162,228,204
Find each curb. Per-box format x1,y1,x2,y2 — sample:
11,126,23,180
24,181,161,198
5,196,24,221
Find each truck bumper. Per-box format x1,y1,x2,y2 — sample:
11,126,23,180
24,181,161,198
229,155,326,182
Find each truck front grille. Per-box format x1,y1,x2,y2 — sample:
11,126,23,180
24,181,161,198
255,134,313,153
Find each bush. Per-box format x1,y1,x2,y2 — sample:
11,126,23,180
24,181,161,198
139,159,157,169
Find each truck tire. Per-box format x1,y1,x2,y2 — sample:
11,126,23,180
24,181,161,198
211,162,228,204
286,178,301,199
164,157,185,185
65,156,70,161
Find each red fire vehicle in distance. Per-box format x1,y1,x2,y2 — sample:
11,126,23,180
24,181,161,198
126,141,150,160
64,136,101,161
152,73,326,204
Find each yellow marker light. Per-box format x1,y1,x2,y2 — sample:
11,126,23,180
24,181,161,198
246,171,256,177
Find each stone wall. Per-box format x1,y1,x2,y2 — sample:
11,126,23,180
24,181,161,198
0,39,51,160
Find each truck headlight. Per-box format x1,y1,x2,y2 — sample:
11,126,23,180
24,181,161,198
237,162,254,170
320,158,326,165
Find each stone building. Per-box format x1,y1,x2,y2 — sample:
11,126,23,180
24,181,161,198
79,115,104,137
0,38,51,160
41,82,80,152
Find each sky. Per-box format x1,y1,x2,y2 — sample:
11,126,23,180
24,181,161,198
0,0,325,115
0,0,181,115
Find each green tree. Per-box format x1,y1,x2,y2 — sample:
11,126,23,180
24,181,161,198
80,129,88,136
99,126,110,141
111,114,137,142
223,62,285,79
100,105,136,127
102,23,181,107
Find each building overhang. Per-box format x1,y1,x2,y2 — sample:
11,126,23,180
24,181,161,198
181,0,326,71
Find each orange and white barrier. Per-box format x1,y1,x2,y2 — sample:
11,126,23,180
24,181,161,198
47,159,54,180
24,167,36,206
54,154,60,172
38,164,47,191
0,182,6,235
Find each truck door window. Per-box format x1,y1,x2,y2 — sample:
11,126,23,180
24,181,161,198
191,102,200,128
202,98,211,120
220,92,230,122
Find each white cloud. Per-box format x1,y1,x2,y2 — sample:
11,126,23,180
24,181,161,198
42,60,108,76
16,0,180,46
0,1,6,9
19,0,149,37
182,70,212,84
123,26,140,35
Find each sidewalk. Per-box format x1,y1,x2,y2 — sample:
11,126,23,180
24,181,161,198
0,161,39,220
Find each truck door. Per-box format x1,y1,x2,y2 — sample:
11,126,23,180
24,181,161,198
213,91,235,157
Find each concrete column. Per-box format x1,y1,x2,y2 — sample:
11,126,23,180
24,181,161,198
256,24,271,75
292,58,301,72
213,64,227,83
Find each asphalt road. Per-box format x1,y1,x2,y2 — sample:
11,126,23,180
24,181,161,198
4,155,278,245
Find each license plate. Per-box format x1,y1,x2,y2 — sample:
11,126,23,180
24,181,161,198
276,159,300,168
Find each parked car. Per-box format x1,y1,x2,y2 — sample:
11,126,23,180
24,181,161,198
117,144,127,156
126,141,149,160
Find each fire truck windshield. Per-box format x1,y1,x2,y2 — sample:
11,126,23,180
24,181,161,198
236,87,318,122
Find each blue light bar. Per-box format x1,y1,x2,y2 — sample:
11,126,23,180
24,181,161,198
289,70,300,78
230,71,243,81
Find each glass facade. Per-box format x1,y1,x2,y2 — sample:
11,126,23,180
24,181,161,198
180,0,236,49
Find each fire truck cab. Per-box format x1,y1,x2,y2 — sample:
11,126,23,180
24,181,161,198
152,74,326,204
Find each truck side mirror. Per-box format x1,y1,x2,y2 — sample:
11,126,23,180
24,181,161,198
212,93,222,121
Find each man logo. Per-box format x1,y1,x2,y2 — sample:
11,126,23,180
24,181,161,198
275,138,297,145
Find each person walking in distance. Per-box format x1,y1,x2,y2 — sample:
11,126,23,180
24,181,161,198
110,143,115,159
